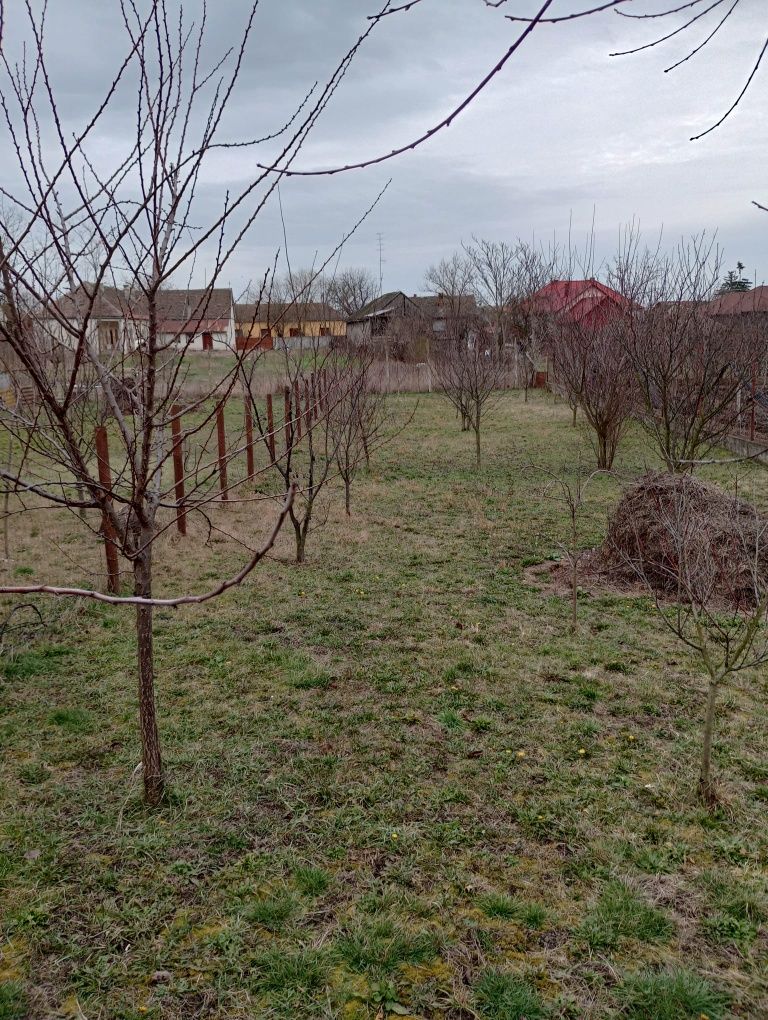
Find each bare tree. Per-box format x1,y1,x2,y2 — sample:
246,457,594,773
0,0,342,804
463,237,518,352
610,233,765,472
433,332,508,468
463,238,559,395
506,241,560,399
536,457,605,633
424,253,477,321
547,312,635,470
612,473,768,806
327,351,392,514
0,0,456,806
326,267,379,319
246,329,339,564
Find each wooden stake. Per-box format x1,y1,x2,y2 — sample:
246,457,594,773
94,426,120,593
284,386,292,453
170,404,187,535
216,402,228,500
304,378,311,430
293,380,302,439
266,392,276,464
244,399,255,478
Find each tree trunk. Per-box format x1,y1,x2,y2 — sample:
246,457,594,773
572,404,577,427
2,432,12,558
344,476,351,516
698,678,719,806
570,514,578,633
134,545,164,806
474,409,481,469
597,431,609,470
294,520,306,563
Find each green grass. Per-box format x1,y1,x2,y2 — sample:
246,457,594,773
474,970,546,1019
617,968,729,1019
2,392,767,1017
0,984,27,1020
335,918,439,976
576,880,674,951
478,893,548,929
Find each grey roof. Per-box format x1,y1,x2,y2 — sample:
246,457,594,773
351,292,418,320
53,285,234,327
350,291,478,323
54,284,146,321
157,288,232,323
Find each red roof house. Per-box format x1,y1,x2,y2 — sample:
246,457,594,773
528,279,632,330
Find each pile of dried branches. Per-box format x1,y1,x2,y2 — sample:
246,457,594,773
597,472,768,610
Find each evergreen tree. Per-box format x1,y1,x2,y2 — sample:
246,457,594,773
719,261,752,293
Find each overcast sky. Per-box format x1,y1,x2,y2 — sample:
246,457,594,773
3,0,766,296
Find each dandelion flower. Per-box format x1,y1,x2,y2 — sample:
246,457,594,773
516,750,526,758
391,832,399,840
578,748,586,755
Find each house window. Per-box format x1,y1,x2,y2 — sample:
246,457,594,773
289,327,300,338
260,328,272,340
319,326,331,337
202,332,213,351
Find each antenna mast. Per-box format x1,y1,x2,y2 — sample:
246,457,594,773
376,232,385,296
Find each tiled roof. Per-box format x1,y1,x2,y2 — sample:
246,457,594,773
235,301,344,324
709,286,768,316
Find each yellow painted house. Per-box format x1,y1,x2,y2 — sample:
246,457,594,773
235,301,346,349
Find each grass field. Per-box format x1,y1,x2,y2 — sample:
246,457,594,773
1,392,767,1019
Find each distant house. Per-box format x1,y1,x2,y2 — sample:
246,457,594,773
49,284,149,354
709,285,768,325
157,288,235,351
46,285,236,353
346,291,478,357
345,292,420,345
528,279,631,330
235,301,345,350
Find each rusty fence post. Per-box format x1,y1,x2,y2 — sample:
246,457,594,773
170,404,187,535
216,401,228,500
244,398,255,478
266,392,276,464
94,426,120,593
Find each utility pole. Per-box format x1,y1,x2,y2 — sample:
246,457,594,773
376,232,390,390
376,232,385,296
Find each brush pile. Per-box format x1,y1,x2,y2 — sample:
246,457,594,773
597,471,768,609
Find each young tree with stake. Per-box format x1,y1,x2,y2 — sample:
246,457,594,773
611,473,768,806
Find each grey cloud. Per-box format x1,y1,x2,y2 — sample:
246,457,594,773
2,0,766,292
